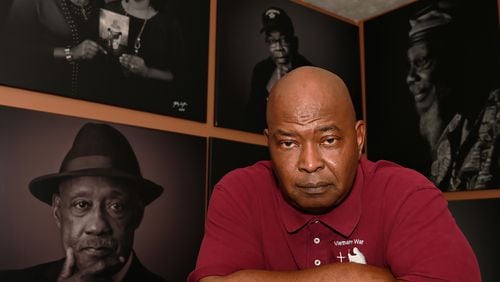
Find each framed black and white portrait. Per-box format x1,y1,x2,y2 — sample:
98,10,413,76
215,0,362,133
0,105,206,281
0,0,209,122
364,0,500,191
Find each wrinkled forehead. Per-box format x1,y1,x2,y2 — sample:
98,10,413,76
266,30,292,42
58,176,136,198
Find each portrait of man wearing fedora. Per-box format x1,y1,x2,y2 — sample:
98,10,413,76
0,122,166,281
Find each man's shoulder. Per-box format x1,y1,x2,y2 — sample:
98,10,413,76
292,53,313,67
215,160,275,193
483,87,500,125
362,157,422,177
220,160,273,180
253,57,275,71
360,157,438,195
0,259,64,282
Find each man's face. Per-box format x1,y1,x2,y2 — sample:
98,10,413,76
265,72,364,214
266,31,292,65
53,176,142,271
407,41,449,115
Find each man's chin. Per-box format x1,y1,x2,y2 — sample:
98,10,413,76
83,247,114,257
293,200,338,214
275,59,289,65
75,250,114,268
74,253,124,278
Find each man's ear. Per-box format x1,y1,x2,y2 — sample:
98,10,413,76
264,128,270,144
355,120,366,158
52,194,62,229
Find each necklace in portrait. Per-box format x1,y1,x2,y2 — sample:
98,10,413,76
79,6,88,20
73,0,89,20
125,4,150,55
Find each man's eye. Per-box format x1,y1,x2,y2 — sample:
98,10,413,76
109,202,125,213
74,201,90,210
414,57,431,69
280,140,296,148
108,202,127,215
321,137,337,146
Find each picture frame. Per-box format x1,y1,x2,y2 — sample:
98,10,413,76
364,0,500,191
0,0,210,122
0,105,206,281
214,0,362,133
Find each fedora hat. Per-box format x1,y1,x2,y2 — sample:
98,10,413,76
29,122,163,205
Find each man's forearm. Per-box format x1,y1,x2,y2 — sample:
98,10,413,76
200,263,397,282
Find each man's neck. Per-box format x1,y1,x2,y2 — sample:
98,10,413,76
113,252,134,282
418,102,443,150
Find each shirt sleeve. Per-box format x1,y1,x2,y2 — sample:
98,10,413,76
383,175,481,282
188,172,265,282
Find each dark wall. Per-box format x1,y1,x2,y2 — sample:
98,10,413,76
448,199,500,281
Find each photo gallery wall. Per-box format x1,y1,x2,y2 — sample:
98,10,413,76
0,0,499,280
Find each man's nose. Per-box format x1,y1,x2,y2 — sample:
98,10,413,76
85,206,112,235
275,41,285,50
298,143,324,173
406,66,418,84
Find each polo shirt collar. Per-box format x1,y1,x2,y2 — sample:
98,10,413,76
278,160,365,237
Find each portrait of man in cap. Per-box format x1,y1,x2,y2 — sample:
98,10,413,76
244,6,313,133
0,106,206,281
364,0,500,192
214,0,362,134
405,0,500,191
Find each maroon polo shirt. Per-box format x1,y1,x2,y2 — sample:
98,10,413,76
189,158,480,281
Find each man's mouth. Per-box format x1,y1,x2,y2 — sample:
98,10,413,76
296,183,333,195
409,83,434,103
81,247,114,258
413,91,429,104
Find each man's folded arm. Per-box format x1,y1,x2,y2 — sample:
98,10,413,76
199,262,399,282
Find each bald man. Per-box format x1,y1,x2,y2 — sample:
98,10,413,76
189,67,480,281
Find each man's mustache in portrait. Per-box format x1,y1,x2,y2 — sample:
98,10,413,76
77,238,117,252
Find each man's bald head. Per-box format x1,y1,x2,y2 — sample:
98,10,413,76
266,66,356,129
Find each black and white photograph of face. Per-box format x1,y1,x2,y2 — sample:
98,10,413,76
0,106,206,281
364,0,500,191
0,0,209,122
215,0,362,134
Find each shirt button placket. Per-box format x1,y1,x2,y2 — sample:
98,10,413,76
311,219,323,268
313,237,321,266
